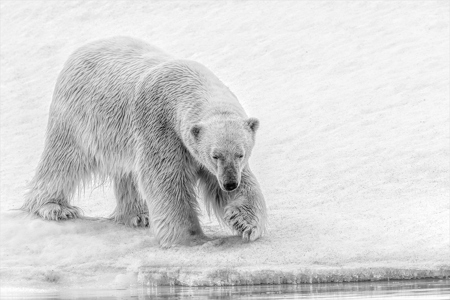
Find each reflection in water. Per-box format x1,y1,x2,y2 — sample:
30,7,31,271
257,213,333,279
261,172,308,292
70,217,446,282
140,280,449,299
3,279,449,299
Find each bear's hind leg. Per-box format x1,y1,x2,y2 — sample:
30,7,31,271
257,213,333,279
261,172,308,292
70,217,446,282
111,173,149,227
22,123,88,220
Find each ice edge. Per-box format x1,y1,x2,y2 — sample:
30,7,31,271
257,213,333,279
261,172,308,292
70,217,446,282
138,266,450,287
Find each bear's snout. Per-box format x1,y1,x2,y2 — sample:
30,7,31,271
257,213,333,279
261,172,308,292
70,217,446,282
220,166,239,192
223,181,238,191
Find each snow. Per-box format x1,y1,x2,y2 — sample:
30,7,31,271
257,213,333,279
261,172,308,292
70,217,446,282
0,0,449,290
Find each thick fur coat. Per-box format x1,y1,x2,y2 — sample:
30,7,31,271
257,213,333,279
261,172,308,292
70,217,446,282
22,37,267,247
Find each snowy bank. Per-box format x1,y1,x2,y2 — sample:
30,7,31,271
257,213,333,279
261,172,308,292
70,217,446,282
1,0,449,289
139,266,449,287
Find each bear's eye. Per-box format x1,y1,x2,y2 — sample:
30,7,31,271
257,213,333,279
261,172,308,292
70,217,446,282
212,155,220,160
237,154,244,159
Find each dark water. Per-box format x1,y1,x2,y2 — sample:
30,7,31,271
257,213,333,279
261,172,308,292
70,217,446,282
3,279,449,299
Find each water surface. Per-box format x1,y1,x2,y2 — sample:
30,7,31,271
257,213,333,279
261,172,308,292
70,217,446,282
3,279,449,299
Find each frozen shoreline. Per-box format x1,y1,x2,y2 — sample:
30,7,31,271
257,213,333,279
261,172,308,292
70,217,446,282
138,266,450,287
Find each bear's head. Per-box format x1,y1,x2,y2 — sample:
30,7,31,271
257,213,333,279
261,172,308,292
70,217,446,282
190,117,259,192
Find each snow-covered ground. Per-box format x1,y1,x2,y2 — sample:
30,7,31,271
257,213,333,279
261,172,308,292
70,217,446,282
1,0,449,290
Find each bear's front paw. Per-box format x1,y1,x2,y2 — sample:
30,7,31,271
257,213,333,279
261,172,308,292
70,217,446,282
224,204,263,242
112,213,149,227
129,213,150,227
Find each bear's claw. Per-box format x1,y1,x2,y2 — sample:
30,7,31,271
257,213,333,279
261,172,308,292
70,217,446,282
129,214,150,227
242,226,262,242
224,204,262,242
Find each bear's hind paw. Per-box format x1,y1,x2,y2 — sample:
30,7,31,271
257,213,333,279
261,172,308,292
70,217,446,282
36,202,81,220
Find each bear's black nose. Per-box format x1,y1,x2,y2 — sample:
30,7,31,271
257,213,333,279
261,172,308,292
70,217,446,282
224,182,238,191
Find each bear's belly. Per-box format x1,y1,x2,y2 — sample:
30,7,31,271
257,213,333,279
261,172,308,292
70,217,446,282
73,118,137,177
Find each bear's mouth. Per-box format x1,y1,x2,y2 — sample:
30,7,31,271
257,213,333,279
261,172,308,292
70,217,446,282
218,180,239,192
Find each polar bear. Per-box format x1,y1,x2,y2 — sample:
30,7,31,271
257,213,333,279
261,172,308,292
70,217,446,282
22,37,267,247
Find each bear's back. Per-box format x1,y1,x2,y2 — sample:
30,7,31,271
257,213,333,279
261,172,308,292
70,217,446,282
49,37,172,174
54,37,171,106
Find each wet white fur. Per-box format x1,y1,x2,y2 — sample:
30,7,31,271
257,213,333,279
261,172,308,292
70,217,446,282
22,37,267,247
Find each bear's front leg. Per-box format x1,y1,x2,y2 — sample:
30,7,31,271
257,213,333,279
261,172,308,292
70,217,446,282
224,166,267,241
136,144,209,247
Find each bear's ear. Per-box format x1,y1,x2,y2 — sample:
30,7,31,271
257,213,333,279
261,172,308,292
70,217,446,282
190,124,203,140
246,117,260,133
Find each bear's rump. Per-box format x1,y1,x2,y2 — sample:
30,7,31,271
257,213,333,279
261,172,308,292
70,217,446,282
49,37,171,176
